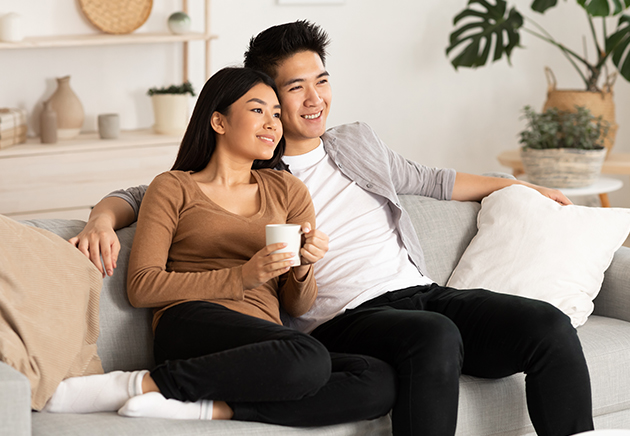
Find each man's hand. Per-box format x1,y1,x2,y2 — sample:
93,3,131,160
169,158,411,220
69,216,121,278
529,184,573,205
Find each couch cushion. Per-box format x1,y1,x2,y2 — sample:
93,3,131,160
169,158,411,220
32,411,391,436
446,185,630,327
399,195,480,285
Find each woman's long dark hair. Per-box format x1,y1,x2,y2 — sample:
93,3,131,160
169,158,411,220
171,67,285,172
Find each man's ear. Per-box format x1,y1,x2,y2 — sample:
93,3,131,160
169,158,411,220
211,111,226,135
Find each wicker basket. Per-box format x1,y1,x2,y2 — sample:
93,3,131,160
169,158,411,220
543,67,618,155
79,0,153,35
520,147,607,188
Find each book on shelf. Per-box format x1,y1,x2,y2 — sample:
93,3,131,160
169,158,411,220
0,124,27,140
0,108,28,129
0,135,27,149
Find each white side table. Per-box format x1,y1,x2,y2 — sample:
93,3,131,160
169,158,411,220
557,177,624,207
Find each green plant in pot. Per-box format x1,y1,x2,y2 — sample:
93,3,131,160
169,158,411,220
147,81,196,136
519,105,610,187
446,0,630,152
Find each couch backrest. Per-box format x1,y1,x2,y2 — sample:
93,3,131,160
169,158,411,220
399,195,480,285
22,197,481,372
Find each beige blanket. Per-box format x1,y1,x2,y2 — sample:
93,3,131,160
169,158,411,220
0,215,103,410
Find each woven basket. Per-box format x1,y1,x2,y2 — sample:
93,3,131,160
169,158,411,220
542,67,618,155
79,0,153,35
520,147,607,188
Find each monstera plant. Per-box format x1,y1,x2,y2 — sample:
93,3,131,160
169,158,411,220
446,0,630,92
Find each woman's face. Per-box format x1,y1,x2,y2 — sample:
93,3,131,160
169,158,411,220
218,83,283,162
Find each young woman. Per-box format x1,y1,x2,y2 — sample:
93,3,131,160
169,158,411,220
43,67,395,426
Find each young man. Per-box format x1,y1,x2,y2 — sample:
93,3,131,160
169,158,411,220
72,21,593,436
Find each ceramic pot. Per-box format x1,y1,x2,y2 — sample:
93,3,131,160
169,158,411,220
151,94,189,135
48,76,84,139
40,100,57,144
520,147,607,188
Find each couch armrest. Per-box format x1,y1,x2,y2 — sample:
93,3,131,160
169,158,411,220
593,246,630,323
0,361,31,436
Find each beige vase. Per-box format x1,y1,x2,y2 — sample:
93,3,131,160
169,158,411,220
151,94,189,135
48,76,84,139
543,67,618,155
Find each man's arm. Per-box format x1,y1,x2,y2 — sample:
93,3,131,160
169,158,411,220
452,172,572,205
68,197,136,278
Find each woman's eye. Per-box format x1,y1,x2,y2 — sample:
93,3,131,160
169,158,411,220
252,108,263,113
273,113,281,118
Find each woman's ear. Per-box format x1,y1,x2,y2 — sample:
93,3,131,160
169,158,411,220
211,111,226,135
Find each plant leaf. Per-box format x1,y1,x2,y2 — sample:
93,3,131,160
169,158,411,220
531,0,558,13
606,14,630,80
447,0,524,69
578,0,630,16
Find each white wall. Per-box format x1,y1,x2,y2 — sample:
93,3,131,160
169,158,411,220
2,0,629,206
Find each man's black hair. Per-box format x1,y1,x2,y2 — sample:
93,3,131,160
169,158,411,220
244,20,330,79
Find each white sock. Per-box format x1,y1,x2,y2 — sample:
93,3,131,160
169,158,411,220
118,392,213,420
42,370,149,414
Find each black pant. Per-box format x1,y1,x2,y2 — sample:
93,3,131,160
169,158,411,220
311,284,594,436
150,301,396,427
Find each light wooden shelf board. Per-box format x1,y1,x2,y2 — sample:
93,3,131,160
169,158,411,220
0,129,182,158
0,32,217,50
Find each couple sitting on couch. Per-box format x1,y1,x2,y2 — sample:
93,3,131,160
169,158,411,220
44,21,594,436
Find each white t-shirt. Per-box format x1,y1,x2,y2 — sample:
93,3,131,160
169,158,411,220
283,141,433,333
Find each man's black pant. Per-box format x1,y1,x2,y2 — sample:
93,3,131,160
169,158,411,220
150,301,396,427
311,284,594,436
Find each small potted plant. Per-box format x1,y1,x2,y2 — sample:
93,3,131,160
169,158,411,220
147,81,195,135
519,105,610,188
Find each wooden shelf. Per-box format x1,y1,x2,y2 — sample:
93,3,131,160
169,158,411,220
0,31,217,50
0,129,183,159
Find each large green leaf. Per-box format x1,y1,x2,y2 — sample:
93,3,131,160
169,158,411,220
447,0,524,69
531,0,558,13
578,0,630,16
606,14,630,80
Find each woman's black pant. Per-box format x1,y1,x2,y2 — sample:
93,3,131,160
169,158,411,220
311,284,594,436
150,301,396,427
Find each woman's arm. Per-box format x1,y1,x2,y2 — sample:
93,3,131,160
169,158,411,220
127,174,246,308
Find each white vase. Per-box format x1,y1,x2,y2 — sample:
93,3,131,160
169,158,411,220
151,94,189,135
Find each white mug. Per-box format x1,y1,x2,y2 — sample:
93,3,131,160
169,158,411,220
265,224,302,266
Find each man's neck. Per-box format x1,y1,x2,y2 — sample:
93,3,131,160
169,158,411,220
284,137,322,156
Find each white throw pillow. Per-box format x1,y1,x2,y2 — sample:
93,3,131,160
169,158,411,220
446,185,630,327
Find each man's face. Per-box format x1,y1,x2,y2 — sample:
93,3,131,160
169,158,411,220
273,51,332,152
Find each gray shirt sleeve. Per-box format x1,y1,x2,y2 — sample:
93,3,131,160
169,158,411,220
104,185,148,219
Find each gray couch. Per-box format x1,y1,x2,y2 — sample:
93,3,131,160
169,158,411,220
2,194,630,436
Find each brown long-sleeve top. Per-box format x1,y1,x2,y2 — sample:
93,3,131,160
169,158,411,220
126,169,317,332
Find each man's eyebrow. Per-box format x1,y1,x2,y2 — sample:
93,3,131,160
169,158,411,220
246,98,281,110
281,71,330,88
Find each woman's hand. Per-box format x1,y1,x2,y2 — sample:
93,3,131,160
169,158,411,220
241,243,296,290
299,223,329,265
68,216,120,278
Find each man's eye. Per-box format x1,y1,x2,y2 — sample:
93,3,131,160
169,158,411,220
289,86,302,92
